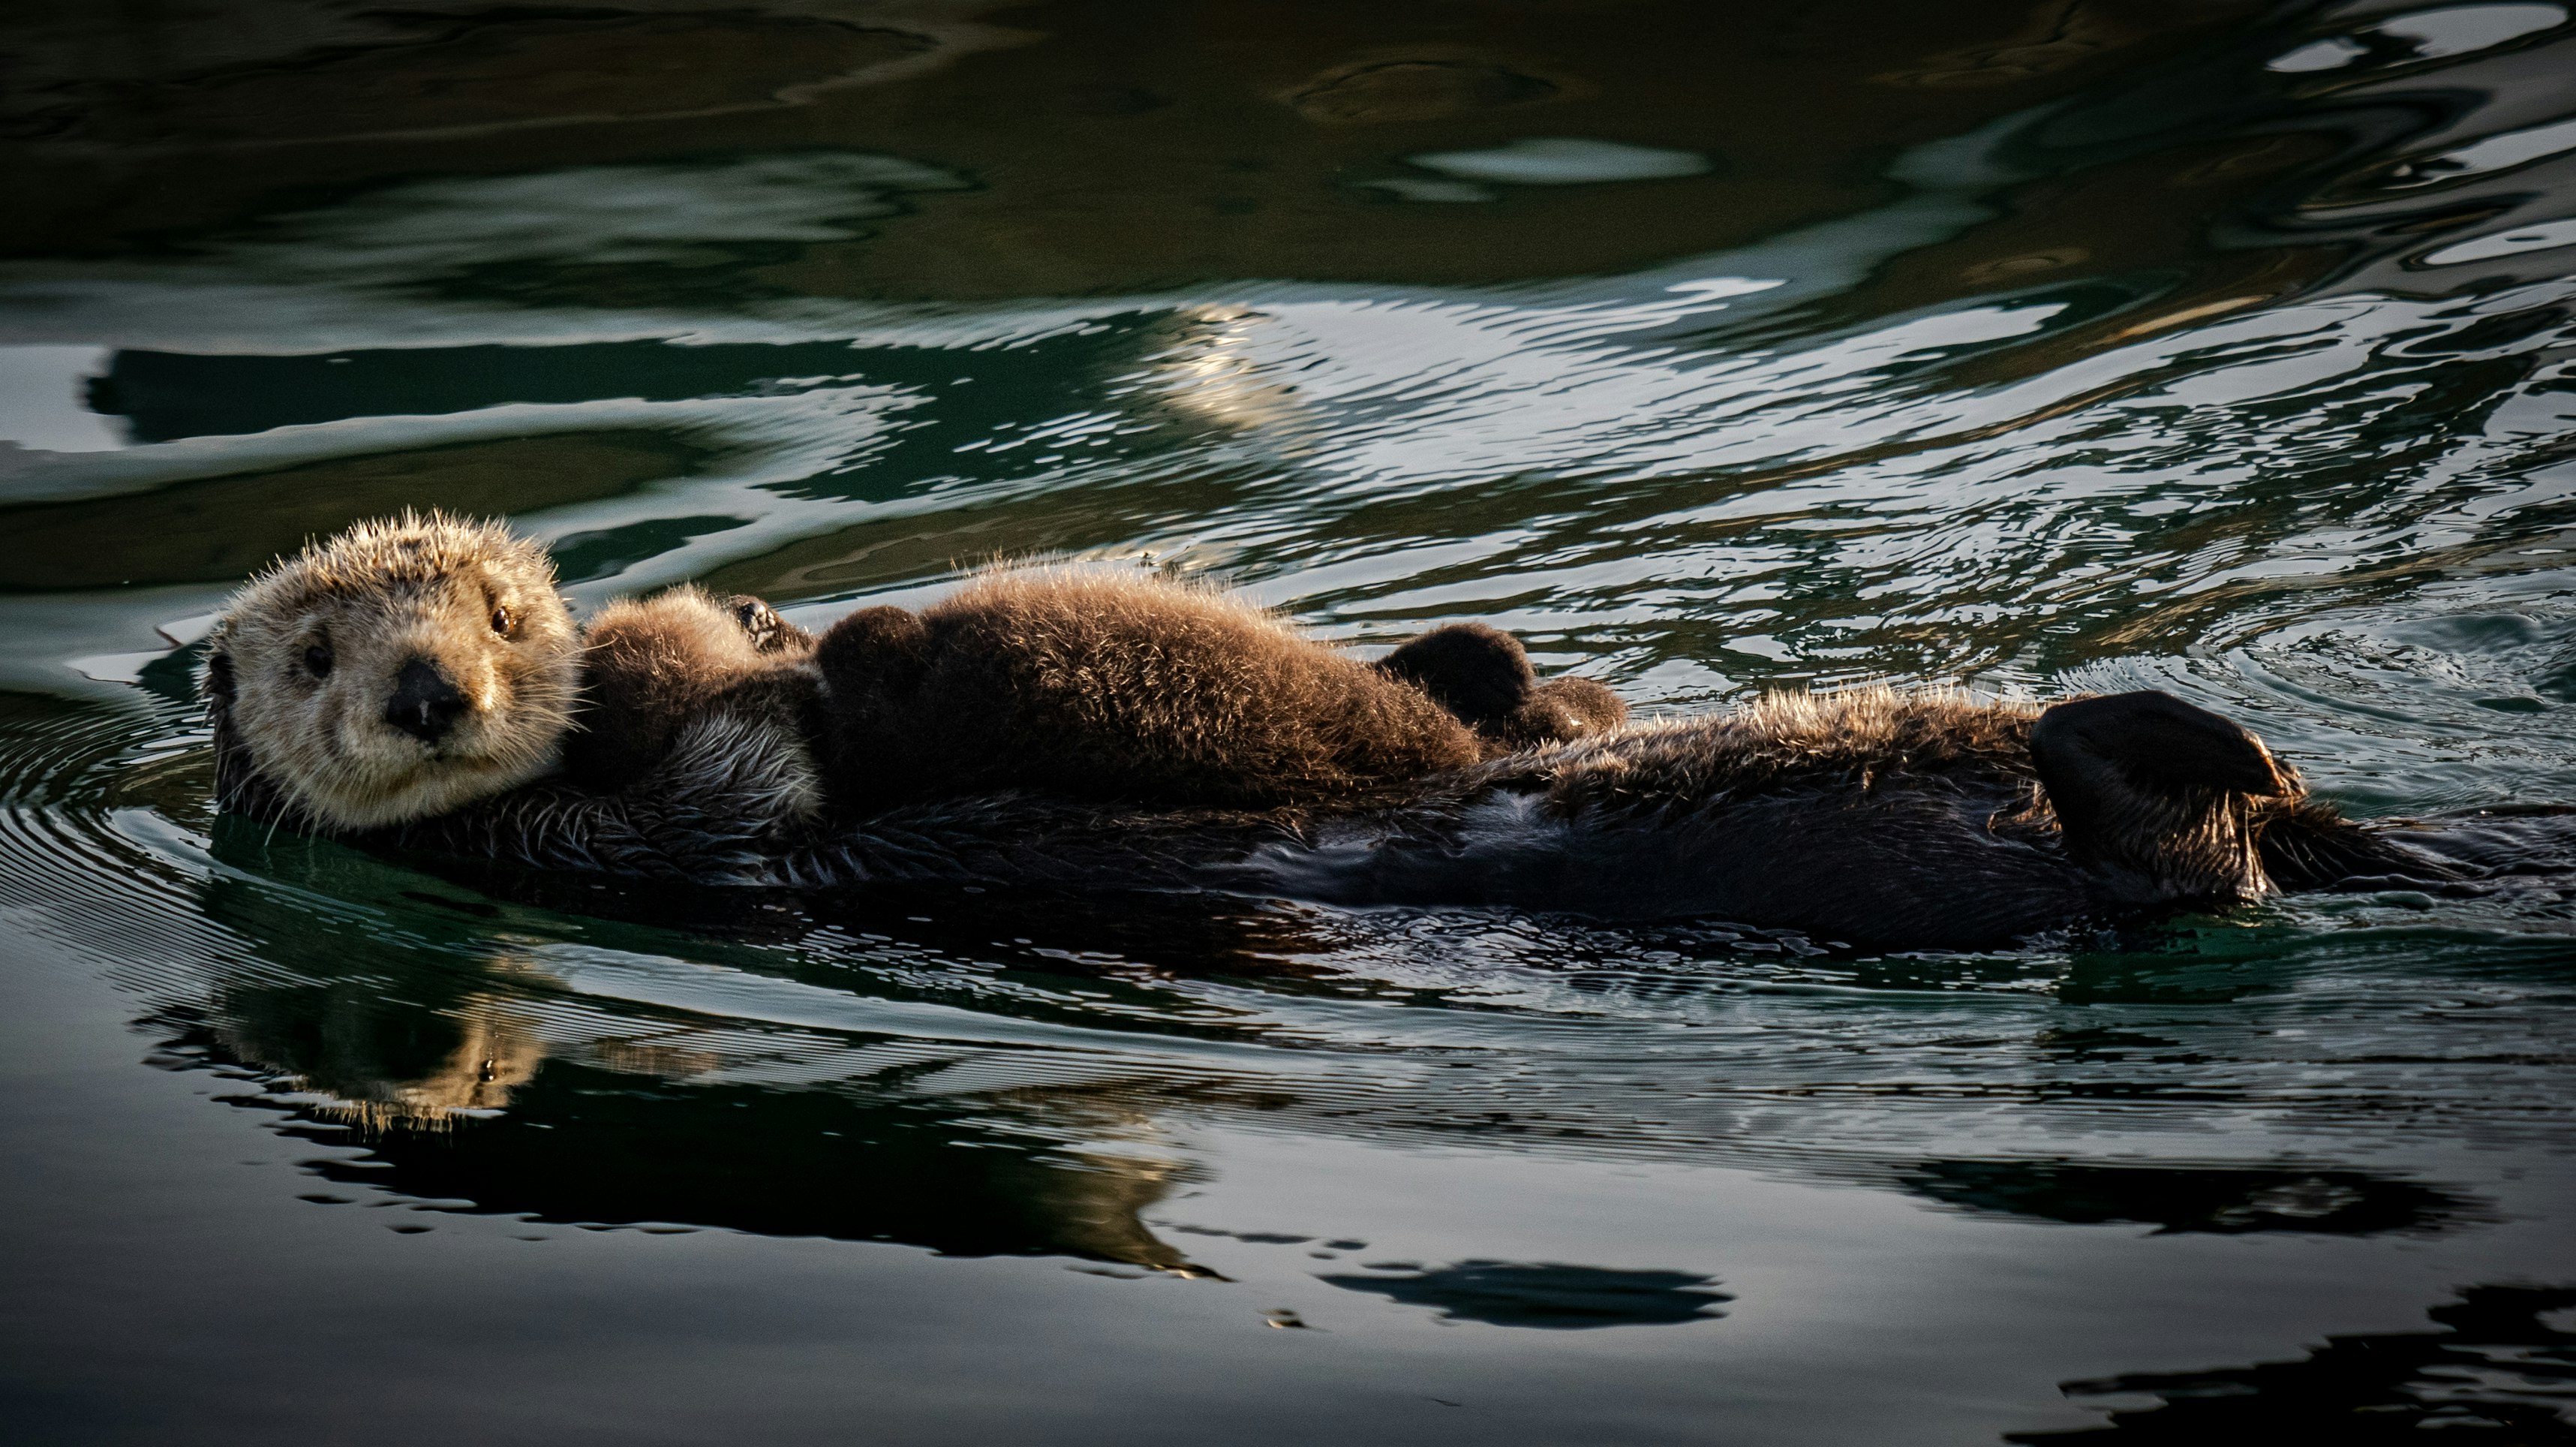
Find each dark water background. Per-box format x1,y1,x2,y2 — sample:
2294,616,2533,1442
5,2,2576,1441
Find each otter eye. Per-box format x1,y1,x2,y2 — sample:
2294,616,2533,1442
303,643,333,678
491,605,515,637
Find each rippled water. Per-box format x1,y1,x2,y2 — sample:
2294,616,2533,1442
5,2,2575,1442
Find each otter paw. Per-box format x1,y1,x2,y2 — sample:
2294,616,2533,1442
726,595,812,654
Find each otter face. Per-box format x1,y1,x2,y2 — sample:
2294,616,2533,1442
211,515,579,830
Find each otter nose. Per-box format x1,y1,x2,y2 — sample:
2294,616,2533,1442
385,657,469,743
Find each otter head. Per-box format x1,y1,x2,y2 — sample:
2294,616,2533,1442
208,513,579,830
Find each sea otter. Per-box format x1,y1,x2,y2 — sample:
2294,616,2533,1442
356,678,2474,951
1201,687,2406,947
208,516,2494,950
206,514,1623,838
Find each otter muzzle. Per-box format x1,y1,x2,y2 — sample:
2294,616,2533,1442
386,657,470,744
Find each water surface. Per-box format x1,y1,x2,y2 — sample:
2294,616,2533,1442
5,2,2574,1442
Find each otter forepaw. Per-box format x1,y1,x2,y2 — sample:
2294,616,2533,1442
726,595,812,654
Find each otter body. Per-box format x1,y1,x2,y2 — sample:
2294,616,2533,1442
1217,689,2352,948
563,572,1624,814
780,687,2456,949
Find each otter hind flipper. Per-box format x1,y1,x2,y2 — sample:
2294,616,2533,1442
2032,690,2292,804
2031,690,2291,901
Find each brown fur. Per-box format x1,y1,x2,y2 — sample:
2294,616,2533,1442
558,586,819,799
1519,687,2045,817
1494,677,1631,751
813,569,1503,812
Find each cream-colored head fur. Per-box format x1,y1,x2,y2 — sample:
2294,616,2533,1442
209,512,579,829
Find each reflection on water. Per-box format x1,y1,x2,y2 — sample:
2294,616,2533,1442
2009,1285,2576,1442
1900,1158,2483,1235
1321,1262,1732,1330
5,0,2576,1442
159,868,1210,1269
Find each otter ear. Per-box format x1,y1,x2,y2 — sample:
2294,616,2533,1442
2033,690,2289,803
203,642,269,819
203,645,237,712
816,606,931,700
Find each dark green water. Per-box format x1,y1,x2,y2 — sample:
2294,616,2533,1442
5,2,2574,1441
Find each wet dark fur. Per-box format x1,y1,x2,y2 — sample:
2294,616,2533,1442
1222,689,2298,946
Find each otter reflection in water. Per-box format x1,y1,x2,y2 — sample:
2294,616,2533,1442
211,964,546,1131
168,877,1207,1272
